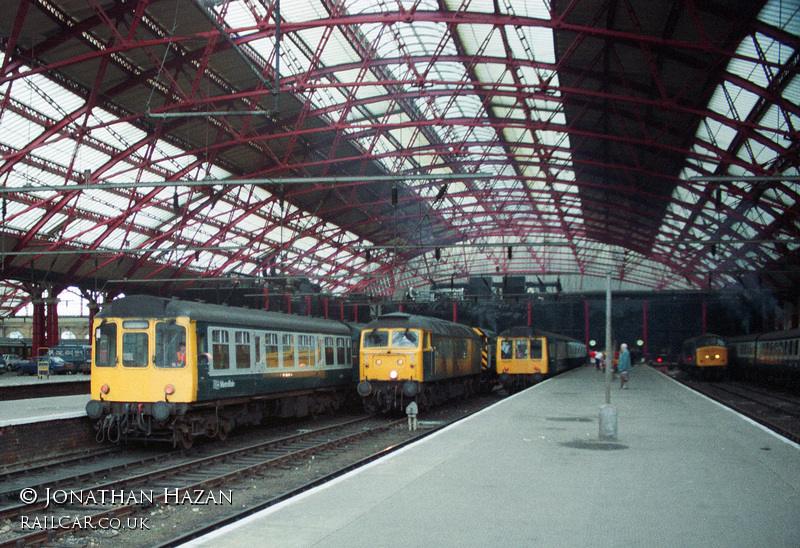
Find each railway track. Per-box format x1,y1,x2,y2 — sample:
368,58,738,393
677,375,800,444
0,391,502,547
0,415,388,547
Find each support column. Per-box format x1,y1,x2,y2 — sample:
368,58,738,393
642,300,649,359
584,300,590,351
701,299,707,333
46,295,59,349
31,295,45,358
87,300,99,338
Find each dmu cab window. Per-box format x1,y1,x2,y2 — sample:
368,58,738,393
155,322,187,368
530,340,543,359
515,340,528,359
122,332,149,367
500,340,512,359
363,330,389,348
95,323,118,367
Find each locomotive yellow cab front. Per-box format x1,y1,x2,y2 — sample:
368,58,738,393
358,328,423,399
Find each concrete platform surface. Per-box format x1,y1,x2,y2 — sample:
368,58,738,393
184,365,800,548
0,394,87,427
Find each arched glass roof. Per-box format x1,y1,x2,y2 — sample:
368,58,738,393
0,0,798,315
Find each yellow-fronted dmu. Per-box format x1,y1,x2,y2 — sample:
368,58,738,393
496,326,585,393
86,295,360,448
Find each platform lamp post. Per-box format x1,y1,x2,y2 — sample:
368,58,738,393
600,270,618,440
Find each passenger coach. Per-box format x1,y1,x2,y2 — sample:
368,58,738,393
86,295,359,448
496,326,585,393
727,328,800,383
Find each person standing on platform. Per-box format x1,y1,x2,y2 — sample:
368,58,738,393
595,350,604,372
590,349,597,370
618,343,631,388
406,400,418,431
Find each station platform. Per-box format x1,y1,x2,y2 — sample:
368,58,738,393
0,371,87,387
185,364,800,548
0,394,87,427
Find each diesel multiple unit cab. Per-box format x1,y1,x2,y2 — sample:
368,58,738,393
496,326,585,393
86,295,360,448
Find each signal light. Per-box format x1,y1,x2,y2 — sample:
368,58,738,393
390,370,398,379
165,384,175,396
100,384,110,394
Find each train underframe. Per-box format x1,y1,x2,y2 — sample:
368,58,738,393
499,372,544,394
683,364,727,381
358,375,479,414
86,387,351,449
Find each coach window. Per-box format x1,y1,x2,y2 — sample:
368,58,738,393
282,334,295,367
212,329,230,370
95,323,118,367
325,336,335,365
336,338,346,366
298,334,316,367
155,322,187,368
235,331,251,369
265,333,279,367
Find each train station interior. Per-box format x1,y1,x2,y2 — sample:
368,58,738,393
1,4,799,546
0,0,798,353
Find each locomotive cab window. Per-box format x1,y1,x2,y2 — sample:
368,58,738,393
363,330,389,348
392,329,419,348
155,322,187,368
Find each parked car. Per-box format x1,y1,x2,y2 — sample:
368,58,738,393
13,356,66,376
2,354,23,373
